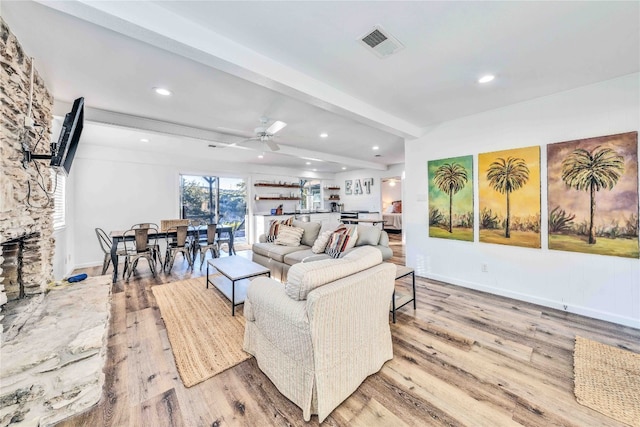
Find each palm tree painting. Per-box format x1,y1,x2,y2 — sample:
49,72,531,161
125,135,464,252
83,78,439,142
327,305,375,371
428,156,473,241
479,146,541,248
548,132,638,258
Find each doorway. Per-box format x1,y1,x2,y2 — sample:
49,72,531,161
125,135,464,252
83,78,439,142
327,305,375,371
381,176,402,233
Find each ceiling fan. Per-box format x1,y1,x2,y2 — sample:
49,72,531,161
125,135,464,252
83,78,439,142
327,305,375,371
229,117,287,151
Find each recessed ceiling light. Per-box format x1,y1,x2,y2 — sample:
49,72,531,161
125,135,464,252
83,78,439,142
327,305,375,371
305,161,311,165
258,154,264,159
320,133,328,138
153,87,172,96
342,167,347,170
312,169,317,172
478,74,495,84
140,138,149,142
372,146,379,150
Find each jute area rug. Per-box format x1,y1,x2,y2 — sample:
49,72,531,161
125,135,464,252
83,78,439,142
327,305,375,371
152,278,251,387
573,336,640,427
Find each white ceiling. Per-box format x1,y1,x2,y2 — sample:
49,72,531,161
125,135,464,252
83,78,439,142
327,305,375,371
3,1,639,174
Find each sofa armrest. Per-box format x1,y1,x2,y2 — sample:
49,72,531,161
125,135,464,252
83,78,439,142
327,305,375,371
245,277,311,358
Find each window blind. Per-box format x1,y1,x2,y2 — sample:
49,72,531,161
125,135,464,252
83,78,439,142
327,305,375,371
52,173,66,229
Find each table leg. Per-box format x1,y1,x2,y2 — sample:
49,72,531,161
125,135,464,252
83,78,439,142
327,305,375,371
231,279,236,316
392,290,397,323
412,271,416,309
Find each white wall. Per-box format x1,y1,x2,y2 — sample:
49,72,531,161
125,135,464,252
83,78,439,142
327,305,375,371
405,73,640,328
69,143,334,268
335,163,405,212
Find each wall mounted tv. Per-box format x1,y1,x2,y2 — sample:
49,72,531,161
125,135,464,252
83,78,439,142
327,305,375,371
51,97,84,176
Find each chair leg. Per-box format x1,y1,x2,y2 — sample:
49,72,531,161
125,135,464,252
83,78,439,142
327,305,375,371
102,253,111,275
147,254,156,277
123,257,129,278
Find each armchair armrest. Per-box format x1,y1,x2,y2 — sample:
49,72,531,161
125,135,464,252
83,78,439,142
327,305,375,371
245,277,311,358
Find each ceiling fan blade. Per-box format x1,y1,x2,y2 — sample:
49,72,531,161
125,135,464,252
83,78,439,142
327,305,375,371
266,140,280,151
266,120,287,135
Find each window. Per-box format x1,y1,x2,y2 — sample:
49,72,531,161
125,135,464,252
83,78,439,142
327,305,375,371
52,173,65,229
179,175,247,237
300,179,321,211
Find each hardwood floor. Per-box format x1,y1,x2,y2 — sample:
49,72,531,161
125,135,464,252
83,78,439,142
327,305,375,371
59,235,640,426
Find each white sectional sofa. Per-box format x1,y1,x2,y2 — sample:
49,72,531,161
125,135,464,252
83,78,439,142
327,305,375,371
251,219,393,281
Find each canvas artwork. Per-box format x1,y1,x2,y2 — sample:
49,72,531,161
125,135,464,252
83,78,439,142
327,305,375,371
478,146,541,248
547,131,639,258
428,155,474,241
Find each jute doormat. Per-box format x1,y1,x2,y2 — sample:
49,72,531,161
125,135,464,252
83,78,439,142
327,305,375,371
573,336,640,427
152,278,251,387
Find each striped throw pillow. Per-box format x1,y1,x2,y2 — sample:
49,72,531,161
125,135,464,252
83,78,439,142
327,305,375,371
324,225,358,258
266,217,293,242
275,225,305,246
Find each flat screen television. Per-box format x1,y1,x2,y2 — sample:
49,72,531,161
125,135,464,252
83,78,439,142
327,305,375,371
51,97,84,176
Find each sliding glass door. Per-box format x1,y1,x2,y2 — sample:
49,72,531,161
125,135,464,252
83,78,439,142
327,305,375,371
179,174,247,240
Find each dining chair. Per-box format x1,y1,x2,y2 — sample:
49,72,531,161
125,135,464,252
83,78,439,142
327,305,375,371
217,218,244,255
163,225,193,272
188,219,207,260
131,223,163,266
95,228,128,276
198,223,219,269
122,227,157,281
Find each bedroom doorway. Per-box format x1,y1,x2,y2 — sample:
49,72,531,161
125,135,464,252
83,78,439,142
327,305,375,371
381,176,402,234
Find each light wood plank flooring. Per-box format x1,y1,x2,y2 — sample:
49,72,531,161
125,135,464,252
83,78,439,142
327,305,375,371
58,234,640,426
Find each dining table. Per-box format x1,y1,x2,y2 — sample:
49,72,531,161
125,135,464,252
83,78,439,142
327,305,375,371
109,225,234,283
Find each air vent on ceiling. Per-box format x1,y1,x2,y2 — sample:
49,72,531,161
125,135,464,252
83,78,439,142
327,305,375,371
358,25,404,58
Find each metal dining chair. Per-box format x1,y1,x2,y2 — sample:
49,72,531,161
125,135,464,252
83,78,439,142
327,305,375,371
131,223,163,266
163,225,193,272
95,228,128,276
217,218,244,255
122,227,157,281
198,223,219,269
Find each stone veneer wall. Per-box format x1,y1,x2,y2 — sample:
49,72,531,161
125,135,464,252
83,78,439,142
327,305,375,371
0,19,55,314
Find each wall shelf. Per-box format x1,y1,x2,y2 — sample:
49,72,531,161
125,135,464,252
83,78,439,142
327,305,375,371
254,183,301,188
255,197,301,201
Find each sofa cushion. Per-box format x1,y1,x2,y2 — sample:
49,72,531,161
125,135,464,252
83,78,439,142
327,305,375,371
253,242,310,263
311,229,333,254
292,220,321,247
283,248,331,265
324,225,358,258
355,225,382,247
275,225,305,246
266,217,294,242
285,246,383,301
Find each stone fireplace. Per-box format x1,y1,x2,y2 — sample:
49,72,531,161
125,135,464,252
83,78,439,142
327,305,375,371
1,18,111,427
0,18,55,322
1,232,42,301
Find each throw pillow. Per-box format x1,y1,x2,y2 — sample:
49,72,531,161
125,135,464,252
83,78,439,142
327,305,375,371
311,229,334,254
355,225,381,246
266,217,293,242
392,200,402,213
274,225,305,246
384,205,394,213
324,225,358,258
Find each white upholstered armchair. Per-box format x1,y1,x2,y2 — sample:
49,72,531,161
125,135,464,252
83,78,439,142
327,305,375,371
243,246,396,422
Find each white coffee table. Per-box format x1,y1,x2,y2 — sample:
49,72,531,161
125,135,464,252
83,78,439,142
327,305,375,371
206,256,270,315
